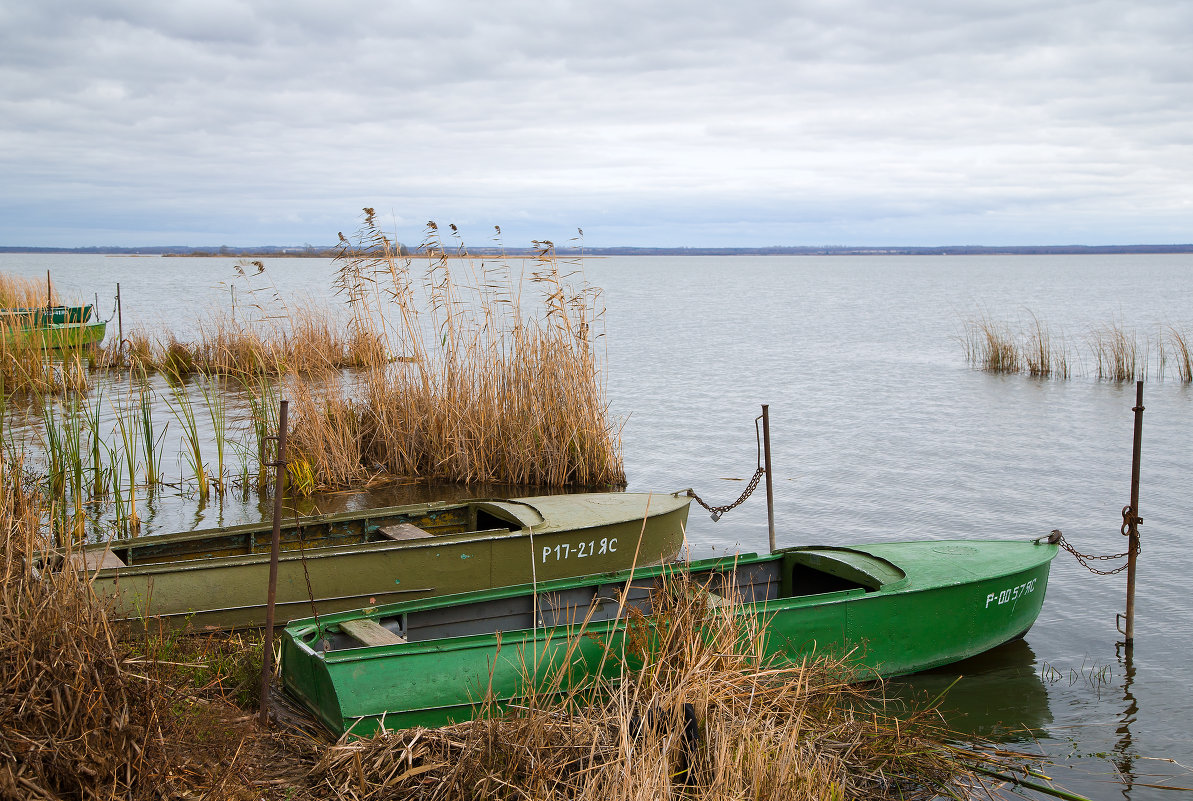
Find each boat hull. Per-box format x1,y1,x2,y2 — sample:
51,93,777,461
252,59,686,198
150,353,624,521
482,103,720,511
3,319,106,349
74,492,690,630
280,538,1058,737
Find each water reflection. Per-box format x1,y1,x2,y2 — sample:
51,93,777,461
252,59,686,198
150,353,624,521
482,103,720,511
890,638,1053,742
1113,645,1139,800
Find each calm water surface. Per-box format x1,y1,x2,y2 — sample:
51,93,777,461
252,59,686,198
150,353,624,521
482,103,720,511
5,252,1191,799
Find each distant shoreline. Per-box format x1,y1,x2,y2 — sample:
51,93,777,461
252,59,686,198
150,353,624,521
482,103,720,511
2,244,1192,257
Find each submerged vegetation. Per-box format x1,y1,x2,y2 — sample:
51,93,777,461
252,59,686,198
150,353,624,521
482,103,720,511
962,311,1191,382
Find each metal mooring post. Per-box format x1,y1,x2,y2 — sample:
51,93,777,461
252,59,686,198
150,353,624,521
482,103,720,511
116,283,123,350
1123,381,1144,649
258,399,289,726
761,404,776,553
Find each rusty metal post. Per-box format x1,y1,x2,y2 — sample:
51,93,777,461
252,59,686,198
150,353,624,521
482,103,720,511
116,283,123,351
1123,381,1144,649
761,404,775,553
258,399,288,726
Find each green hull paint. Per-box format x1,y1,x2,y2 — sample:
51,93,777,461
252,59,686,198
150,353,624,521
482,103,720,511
280,538,1058,737
0,304,94,325
68,492,690,630
3,319,107,349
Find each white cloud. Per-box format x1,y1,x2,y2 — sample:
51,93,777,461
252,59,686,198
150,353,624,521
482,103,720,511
0,0,1190,246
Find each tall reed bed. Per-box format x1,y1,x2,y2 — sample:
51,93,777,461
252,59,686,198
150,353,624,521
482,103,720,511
0,272,58,309
963,311,1190,382
311,572,1021,800
284,213,624,491
102,305,386,379
0,455,281,799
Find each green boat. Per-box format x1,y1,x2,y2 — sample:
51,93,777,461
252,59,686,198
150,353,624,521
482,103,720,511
0,303,94,325
280,537,1058,737
60,492,691,630
3,319,107,350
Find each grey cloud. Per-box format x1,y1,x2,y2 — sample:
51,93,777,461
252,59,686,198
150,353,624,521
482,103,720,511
1,0,1191,246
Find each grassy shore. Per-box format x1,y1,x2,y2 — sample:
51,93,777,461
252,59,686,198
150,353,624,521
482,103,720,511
1,462,1041,800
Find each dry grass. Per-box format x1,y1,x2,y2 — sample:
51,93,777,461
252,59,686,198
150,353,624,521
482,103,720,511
0,273,58,309
308,573,1013,801
963,311,1191,383
1023,312,1071,379
284,213,624,491
1090,322,1145,382
0,454,313,800
100,303,386,380
963,315,1020,373
1163,326,1192,382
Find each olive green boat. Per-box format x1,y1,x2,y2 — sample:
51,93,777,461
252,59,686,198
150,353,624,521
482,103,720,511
280,537,1058,737
63,492,691,630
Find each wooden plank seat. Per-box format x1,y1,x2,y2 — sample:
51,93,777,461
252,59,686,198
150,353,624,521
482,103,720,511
67,547,126,572
339,618,407,647
378,523,433,541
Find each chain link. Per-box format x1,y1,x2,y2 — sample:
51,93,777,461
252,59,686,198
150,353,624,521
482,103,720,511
685,411,771,521
1050,528,1135,576
688,467,765,521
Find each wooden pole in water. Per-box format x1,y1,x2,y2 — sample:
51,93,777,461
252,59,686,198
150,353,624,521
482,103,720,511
258,399,289,726
1123,381,1144,649
762,404,776,553
116,283,123,351
46,270,51,309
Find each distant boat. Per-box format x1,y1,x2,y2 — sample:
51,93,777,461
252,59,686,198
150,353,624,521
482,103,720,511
280,537,1058,737
3,320,107,350
1,304,106,349
0,303,94,325
60,492,691,630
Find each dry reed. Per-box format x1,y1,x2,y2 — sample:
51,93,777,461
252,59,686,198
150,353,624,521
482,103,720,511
309,573,1018,801
1164,326,1192,382
963,311,1192,383
284,212,624,491
963,315,1020,373
0,453,317,799
1090,323,1145,382
0,273,58,309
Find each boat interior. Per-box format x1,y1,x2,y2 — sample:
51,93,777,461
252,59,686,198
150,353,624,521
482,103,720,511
305,548,904,654
59,501,530,570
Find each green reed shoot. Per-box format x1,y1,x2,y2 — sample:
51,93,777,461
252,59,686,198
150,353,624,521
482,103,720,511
139,382,166,491
112,388,141,533
84,392,108,499
242,373,279,492
165,382,208,500
199,375,228,494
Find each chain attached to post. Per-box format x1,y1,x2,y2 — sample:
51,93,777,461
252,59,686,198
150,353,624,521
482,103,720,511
687,412,767,522
1047,528,1134,576
688,467,765,521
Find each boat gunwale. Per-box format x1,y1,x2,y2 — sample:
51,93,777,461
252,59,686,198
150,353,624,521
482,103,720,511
289,540,1060,666
65,493,692,578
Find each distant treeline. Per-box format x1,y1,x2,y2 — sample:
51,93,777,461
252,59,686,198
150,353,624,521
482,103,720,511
3,243,1193,257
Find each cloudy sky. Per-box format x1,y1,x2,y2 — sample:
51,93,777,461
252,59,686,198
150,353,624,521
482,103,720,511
1,0,1190,248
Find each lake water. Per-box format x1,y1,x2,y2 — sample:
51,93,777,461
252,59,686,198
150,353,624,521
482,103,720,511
4,251,1192,798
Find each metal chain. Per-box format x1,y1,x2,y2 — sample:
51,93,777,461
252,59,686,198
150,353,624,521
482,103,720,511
688,467,765,521
687,412,768,521
291,507,322,628
1050,528,1135,576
